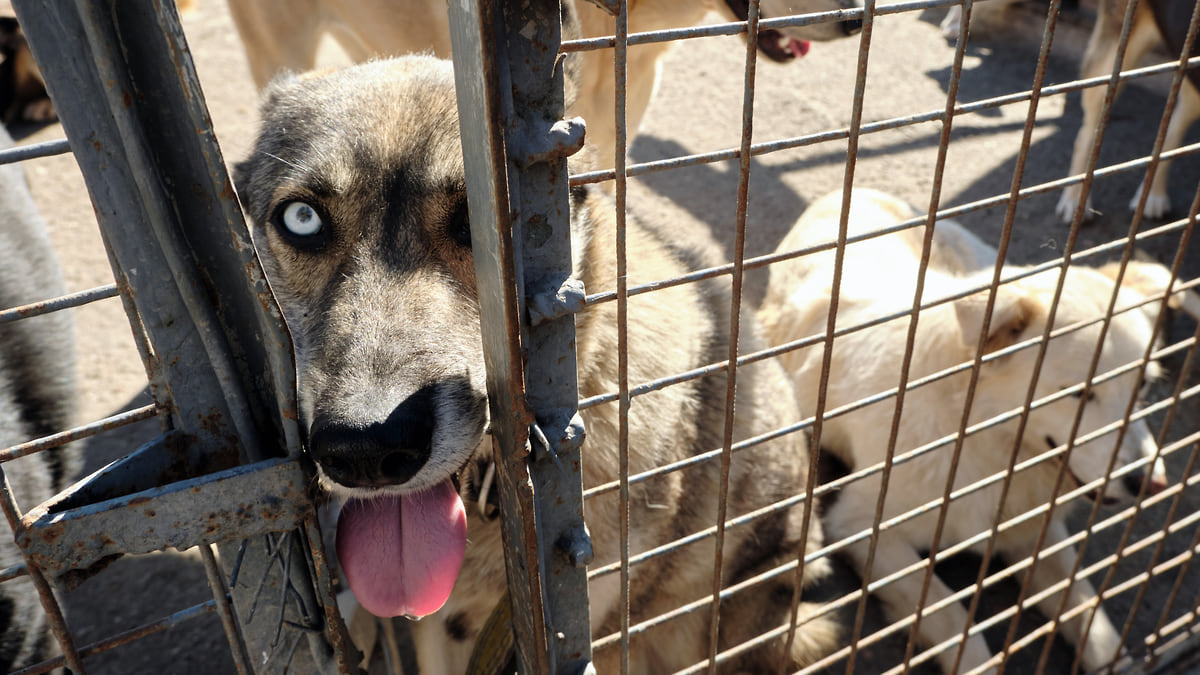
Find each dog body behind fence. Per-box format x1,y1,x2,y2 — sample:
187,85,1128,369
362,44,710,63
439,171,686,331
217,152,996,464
0,123,76,671
235,55,839,674
759,188,1172,673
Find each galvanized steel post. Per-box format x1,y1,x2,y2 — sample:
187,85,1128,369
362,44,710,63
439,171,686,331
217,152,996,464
448,1,594,673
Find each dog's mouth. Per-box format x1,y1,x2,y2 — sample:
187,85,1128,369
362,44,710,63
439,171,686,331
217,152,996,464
330,427,497,620
336,478,467,619
759,29,811,62
1044,436,1119,506
722,0,812,62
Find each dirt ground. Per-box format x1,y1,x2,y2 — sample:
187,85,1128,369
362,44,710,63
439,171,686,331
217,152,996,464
11,0,1200,672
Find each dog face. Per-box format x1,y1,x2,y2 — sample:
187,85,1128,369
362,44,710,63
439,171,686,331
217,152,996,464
718,0,864,62
958,268,1168,504
235,57,485,618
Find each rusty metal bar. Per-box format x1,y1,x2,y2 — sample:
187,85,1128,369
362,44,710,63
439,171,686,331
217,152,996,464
0,403,156,464
570,55,1200,189
613,1,632,672
0,463,83,672
448,0,593,672
0,283,120,324
780,0,876,668
11,599,220,675
201,543,254,675
0,138,71,165
1056,5,1200,666
841,0,973,666
582,342,1194,519
703,0,760,670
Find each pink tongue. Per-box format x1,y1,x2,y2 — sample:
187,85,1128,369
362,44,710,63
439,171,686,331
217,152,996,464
336,479,467,618
789,38,811,58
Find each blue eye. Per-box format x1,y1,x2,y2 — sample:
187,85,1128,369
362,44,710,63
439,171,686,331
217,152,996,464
281,201,323,236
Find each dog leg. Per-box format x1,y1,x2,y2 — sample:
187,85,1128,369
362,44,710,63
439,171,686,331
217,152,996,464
1131,81,1200,219
1056,2,1155,222
832,517,996,674
227,0,325,89
999,521,1122,671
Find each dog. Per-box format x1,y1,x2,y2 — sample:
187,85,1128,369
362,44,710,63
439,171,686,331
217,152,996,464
758,188,1183,673
1054,0,1200,222
234,55,840,674
0,2,54,124
226,0,863,172
0,123,77,671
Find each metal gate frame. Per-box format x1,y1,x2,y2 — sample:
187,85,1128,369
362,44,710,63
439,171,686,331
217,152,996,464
3,0,596,673
7,0,1200,673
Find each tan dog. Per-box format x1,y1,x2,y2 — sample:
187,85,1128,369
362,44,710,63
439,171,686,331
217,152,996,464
235,55,839,674
759,188,1185,673
226,0,862,171
1055,0,1200,222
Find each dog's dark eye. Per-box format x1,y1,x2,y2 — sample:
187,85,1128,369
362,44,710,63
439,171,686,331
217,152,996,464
447,200,471,248
279,201,324,237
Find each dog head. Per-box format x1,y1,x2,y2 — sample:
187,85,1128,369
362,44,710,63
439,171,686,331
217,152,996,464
955,266,1168,505
718,0,864,62
235,56,489,619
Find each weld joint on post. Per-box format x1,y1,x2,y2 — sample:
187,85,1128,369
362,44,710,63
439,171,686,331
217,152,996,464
512,117,587,168
529,277,586,326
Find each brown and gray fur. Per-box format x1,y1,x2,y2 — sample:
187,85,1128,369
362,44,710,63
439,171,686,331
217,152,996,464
226,0,863,173
1054,0,1200,222
234,55,839,673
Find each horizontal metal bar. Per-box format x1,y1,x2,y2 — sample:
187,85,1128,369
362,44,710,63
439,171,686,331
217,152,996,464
0,138,71,166
10,599,218,675
0,403,157,464
18,456,312,577
0,284,119,323
570,57,1200,187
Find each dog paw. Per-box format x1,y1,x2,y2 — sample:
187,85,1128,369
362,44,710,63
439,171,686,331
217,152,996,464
1131,185,1170,220
940,6,963,40
1055,187,1093,223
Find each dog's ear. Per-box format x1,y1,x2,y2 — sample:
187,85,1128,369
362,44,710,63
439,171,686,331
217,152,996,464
1098,256,1200,323
955,284,1038,356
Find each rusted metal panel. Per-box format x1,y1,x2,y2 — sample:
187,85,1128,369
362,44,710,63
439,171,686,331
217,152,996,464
448,0,593,673
17,456,311,577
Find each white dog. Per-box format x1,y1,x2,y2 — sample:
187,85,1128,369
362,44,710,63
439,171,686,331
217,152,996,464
759,188,1185,673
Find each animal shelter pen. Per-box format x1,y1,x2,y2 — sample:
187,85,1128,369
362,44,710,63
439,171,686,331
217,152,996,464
1,0,1200,675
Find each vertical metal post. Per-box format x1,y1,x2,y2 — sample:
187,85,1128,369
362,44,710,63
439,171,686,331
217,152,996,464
448,1,593,673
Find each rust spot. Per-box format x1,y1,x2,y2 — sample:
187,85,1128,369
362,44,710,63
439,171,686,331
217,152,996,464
34,522,65,544
122,89,133,109
144,509,156,518
128,496,152,507
220,179,238,201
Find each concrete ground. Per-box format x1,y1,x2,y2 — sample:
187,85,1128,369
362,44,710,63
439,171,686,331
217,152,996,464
10,0,1200,672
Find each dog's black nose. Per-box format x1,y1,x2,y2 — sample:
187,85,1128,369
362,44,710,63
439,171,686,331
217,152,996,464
842,17,863,35
1122,470,1156,497
309,391,435,489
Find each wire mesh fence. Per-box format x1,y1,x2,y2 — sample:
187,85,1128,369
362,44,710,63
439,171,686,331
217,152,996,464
0,0,1198,674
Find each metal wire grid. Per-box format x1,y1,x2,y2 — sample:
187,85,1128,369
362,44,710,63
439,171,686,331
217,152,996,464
2,1,1198,674
561,0,1200,673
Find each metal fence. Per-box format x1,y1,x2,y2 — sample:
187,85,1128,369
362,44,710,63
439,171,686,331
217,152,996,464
0,0,1199,674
